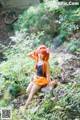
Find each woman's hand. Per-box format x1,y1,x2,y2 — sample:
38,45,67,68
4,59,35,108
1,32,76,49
28,52,33,57
49,80,58,88
28,51,38,60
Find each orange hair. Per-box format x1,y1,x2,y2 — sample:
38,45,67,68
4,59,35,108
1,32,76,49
37,45,50,61
36,45,50,74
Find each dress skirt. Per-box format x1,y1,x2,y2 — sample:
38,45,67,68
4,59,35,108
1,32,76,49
31,75,49,86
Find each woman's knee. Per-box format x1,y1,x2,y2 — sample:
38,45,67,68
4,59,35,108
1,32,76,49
26,82,33,94
30,84,41,95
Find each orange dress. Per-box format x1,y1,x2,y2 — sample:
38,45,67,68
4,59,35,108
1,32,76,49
32,61,49,86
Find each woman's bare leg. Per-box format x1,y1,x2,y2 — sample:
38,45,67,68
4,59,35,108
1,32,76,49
26,82,34,95
24,83,41,109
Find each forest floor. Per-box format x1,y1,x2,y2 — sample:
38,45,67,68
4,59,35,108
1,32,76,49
0,29,80,119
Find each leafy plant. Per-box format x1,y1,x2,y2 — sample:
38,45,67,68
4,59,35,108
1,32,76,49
53,34,66,47
9,83,21,97
14,3,80,47
67,40,80,53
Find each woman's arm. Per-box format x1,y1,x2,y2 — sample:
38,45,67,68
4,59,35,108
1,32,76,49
46,62,51,83
28,51,38,60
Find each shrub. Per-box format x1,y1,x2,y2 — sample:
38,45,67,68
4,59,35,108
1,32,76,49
53,34,66,47
67,40,80,53
13,4,62,45
0,30,37,96
9,83,21,97
14,4,80,47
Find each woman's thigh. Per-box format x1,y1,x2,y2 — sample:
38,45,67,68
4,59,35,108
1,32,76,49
30,83,41,96
26,82,34,94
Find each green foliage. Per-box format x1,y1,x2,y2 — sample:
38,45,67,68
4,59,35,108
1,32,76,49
27,76,80,120
9,83,21,97
14,3,80,47
43,100,53,114
20,73,80,120
53,34,66,47
49,55,61,78
14,4,55,46
56,8,80,34
0,30,37,97
57,15,79,36
67,40,80,53
0,100,8,107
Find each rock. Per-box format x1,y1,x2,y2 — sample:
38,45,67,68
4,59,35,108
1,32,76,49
41,85,50,93
41,80,58,93
71,69,80,77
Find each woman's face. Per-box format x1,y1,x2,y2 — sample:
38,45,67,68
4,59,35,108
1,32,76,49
38,53,44,60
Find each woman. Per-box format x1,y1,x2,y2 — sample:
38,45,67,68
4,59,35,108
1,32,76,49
21,45,50,110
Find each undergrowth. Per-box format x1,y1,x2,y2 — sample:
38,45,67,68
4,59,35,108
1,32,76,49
14,2,80,47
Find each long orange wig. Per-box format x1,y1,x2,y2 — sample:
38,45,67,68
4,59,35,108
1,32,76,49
36,45,50,61
35,45,50,74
